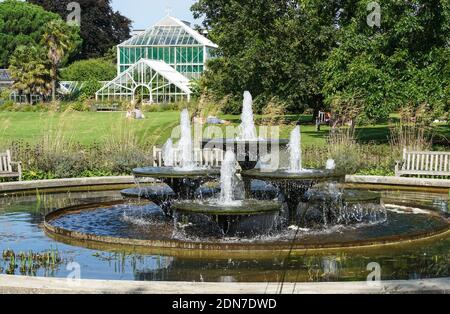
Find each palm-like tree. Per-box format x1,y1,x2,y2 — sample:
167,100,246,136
8,46,50,103
42,20,78,102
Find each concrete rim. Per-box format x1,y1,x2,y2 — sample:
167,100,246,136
0,275,448,294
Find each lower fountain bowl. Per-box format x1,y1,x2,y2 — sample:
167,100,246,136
172,200,282,237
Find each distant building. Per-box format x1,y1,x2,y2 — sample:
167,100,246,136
0,69,13,88
96,15,218,103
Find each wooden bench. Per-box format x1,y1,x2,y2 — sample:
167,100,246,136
316,111,331,131
95,103,119,112
153,147,224,168
395,149,450,178
0,150,22,181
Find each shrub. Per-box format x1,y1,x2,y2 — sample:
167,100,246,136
326,128,363,174
260,97,288,125
218,95,242,115
77,79,102,101
60,58,116,82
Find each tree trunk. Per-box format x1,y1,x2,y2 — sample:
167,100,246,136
51,79,56,102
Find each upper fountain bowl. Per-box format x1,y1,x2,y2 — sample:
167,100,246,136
133,166,220,178
201,138,289,170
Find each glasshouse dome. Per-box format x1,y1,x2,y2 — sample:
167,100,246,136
96,15,217,103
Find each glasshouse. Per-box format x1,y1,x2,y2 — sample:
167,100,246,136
96,15,218,103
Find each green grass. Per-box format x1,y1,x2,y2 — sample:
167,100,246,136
0,111,448,148
0,111,180,147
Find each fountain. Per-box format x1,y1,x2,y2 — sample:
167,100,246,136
288,125,302,173
242,122,344,223
178,109,194,170
202,91,289,171
171,151,281,237
42,91,449,256
162,139,174,167
127,109,220,204
239,91,257,141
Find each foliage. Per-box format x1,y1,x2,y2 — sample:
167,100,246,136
329,92,365,129
322,0,450,121
77,79,102,101
0,88,13,102
192,0,341,113
8,45,50,103
42,19,81,101
61,58,116,82
326,127,363,174
28,0,131,60
260,97,288,125
193,0,449,120
0,0,60,68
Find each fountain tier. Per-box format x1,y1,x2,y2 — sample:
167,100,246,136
202,138,289,170
172,200,281,237
241,169,345,224
133,167,220,199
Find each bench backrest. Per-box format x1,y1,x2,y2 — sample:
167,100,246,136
400,149,450,175
153,147,224,168
0,150,12,173
317,111,326,123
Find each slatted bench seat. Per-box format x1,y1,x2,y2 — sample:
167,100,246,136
95,103,119,112
395,149,450,178
316,111,331,131
0,150,22,181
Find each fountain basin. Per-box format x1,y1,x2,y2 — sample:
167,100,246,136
201,139,289,170
43,199,450,252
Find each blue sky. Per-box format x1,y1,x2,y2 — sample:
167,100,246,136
111,0,202,30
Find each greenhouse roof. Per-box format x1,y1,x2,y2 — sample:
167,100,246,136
0,69,12,82
119,15,218,48
143,59,191,94
98,59,192,96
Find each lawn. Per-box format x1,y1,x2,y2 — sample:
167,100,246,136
0,111,448,148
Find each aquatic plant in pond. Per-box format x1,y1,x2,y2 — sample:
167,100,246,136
1,248,63,276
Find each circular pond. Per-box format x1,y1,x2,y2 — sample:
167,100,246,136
0,189,448,282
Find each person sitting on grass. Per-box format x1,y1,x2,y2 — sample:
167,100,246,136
134,106,145,120
206,115,230,125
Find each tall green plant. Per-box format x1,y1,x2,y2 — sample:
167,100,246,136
42,19,81,102
8,45,50,103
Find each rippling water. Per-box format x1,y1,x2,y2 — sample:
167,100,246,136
0,190,448,282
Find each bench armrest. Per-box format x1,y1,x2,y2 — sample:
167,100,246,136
9,161,22,179
394,160,403,177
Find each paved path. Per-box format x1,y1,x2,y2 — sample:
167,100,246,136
0,275,448,294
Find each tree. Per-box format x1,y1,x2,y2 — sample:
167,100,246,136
191,0,348,114
61,58,117,82
8,45,50,103
42,19,81,102
0,0,61,68
28,0,132,60
322,0,450,122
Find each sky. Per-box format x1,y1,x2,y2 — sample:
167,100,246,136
111,0,202,30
